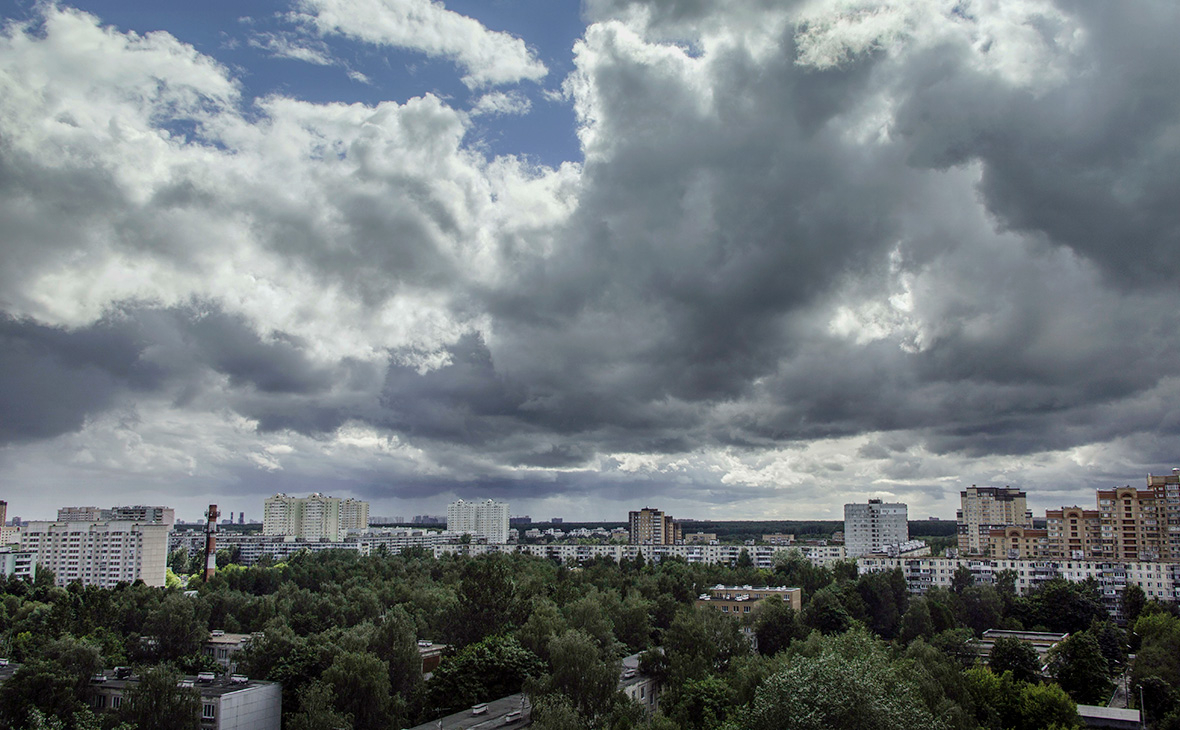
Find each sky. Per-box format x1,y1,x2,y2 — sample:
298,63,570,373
1,0,1178,524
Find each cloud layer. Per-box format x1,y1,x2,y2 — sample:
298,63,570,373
1,1,1179,520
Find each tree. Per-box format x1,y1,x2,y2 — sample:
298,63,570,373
951,565,974,594
321,651,394,730
1121,584,1147,626
0,637,104,729
1048,631,1112,705
740,629,946,730
664,676,734,730
370,605,423,700
118,666,201,730
899,597,935,644
534,629,620,723
286,681,353,730
1087,619,1127,674
140,592,207,663
803,585,852,635
753,596,806,656
663,607,749,683
519,597,568,661
424,635,544,715
446,557,516,647
735,548,754,569
988,637,1041,684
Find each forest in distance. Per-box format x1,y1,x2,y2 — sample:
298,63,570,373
1,547,1179,730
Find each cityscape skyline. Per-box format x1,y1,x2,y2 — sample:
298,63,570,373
1,2,1179,523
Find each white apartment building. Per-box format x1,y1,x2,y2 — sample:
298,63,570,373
20,521,168,588
0,547,35,580
262,493,369,541
447,499,510,544
844,500,909,557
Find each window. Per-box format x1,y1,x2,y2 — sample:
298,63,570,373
202,704,216,720
111,696,122,709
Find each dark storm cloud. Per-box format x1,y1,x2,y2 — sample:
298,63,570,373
0,314,157,443
0,304,343,444
890,2,1180,285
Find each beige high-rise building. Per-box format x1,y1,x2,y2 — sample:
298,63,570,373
1045,506,1102,560
628,507,681,545
1097,485,1165,561
263,493,369,541
20,521,168,588
1148,470,1180,560
957,486,1033,555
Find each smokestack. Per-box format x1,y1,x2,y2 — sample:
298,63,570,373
204,504,220,581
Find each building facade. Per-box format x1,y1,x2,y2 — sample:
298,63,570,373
0,547,35,581
447,499,510,544
844,500,908,557
628,507,682,546
262,494,368,541
89,672,280,730
20,521,168,588
957,486,1033,555
57,505,174,527
1046,506,1102,560
986,525,1050,560
696,585,803,615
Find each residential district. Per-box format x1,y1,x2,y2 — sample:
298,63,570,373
0,471,1178,729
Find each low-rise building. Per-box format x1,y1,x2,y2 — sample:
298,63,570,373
762,533,795,546
695,585,803,617
86,670,280,730
619,653,659,714
204,632,252,673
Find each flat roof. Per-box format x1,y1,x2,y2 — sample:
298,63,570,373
1076,705,1141,722
90,673,276,699
407,692,529,730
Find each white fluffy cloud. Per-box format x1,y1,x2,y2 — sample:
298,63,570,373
295,0,548,87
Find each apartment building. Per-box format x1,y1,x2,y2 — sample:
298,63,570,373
628,507,682,545
20,521,168,588
0,500,19,546
985,525,1050,560
447,499,510,544
57,505,175,527
1046,506,1102,560
0,547,35,581
844,500,908,557
262,493,369,541
957,486,1033,555
1148,469,1180,560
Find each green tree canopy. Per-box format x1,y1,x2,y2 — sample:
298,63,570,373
740,629,947,730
